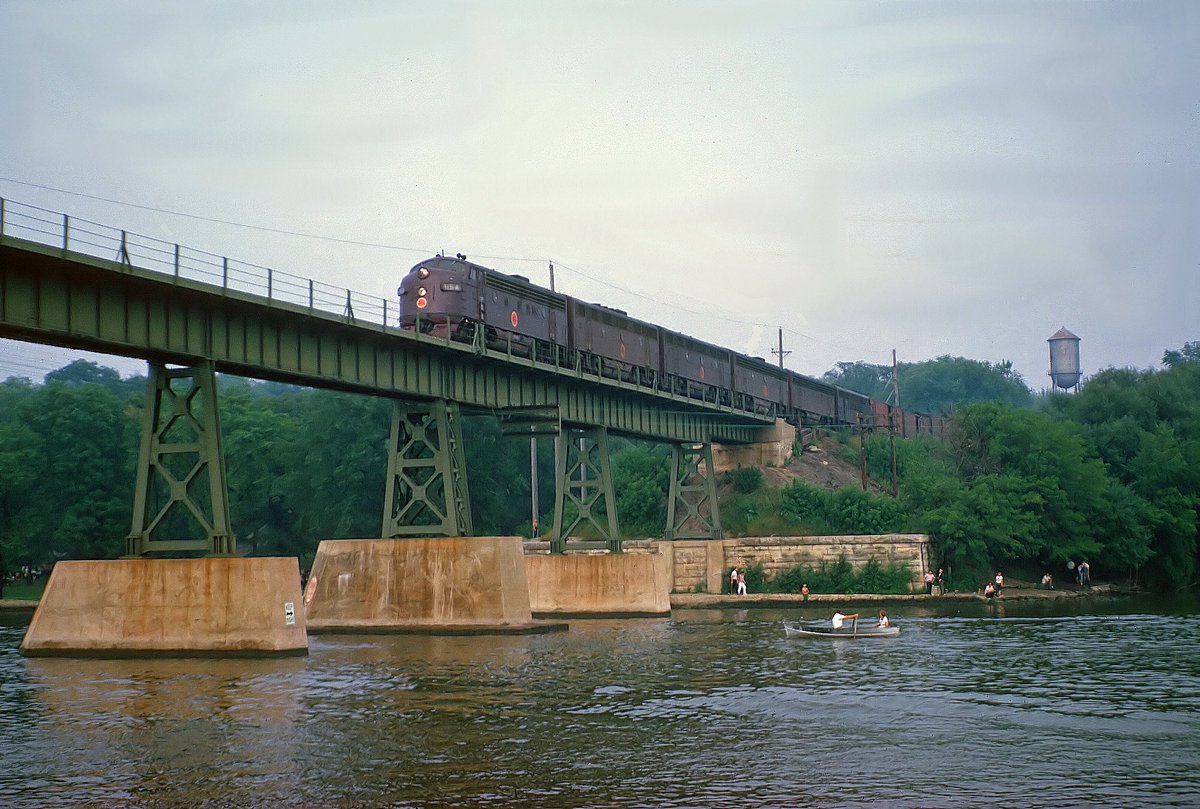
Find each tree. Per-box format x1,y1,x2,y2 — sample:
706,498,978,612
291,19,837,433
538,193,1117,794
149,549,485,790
1162,341,1200,369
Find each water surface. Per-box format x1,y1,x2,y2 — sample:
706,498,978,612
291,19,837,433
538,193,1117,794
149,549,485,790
1,597,1197,808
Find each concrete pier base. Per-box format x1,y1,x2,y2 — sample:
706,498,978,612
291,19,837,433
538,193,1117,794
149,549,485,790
20,558,308,657
304,537,566,635
525,551,672,617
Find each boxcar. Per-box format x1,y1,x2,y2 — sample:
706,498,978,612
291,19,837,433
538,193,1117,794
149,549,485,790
660,330,733,400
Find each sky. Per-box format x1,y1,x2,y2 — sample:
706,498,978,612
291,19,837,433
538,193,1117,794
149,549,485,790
1,0,1197,392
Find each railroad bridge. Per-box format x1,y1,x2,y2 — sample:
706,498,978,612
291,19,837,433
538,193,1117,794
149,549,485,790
0,198,795,555
2,198,832,654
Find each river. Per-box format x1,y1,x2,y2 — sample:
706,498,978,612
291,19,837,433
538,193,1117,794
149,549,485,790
1,596,1197,808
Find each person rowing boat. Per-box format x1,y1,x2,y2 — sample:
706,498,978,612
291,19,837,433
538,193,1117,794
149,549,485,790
831,611,859,629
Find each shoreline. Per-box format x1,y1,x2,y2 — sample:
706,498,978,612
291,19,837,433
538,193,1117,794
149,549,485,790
670,583,1129,609
0,584,1130,614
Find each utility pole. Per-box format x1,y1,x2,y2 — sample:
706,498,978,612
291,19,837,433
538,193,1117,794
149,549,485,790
857,415,868,491
891,348,901,408
770,327,791,369
888,410,899,497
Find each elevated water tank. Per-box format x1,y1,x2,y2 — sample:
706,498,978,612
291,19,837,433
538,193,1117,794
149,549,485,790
1047,327,1082,390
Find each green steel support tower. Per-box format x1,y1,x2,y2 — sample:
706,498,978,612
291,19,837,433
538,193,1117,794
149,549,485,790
126,362,236,556
382,399,474,537
665,442,723,539
550,426,621,553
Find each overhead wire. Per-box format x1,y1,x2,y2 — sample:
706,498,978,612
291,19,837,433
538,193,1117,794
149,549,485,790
0,176,887,367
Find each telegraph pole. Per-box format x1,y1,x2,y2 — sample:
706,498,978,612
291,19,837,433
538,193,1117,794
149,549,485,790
888,410,899,497
771,327,791,369
891,348,901,408
889,349,900,495
857,415,868,491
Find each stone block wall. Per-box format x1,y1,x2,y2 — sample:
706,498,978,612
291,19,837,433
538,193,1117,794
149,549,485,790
658,535,932,593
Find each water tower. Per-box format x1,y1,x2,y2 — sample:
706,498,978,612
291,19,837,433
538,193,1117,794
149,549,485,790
1047,327,1082,390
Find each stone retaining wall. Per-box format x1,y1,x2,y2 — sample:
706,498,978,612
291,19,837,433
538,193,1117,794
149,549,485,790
660,535,932,594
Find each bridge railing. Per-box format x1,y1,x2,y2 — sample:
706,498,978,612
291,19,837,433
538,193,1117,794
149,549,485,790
0,197,394,327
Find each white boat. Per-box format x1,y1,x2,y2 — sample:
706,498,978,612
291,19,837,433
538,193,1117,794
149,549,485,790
783,619,899,639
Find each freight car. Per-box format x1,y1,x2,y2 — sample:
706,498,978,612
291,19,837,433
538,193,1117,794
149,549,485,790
397,254,944,435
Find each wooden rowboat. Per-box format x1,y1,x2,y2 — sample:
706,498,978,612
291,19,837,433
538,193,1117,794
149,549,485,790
783,620,899,639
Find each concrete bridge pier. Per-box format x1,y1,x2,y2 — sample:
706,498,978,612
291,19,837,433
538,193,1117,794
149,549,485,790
303,537,566,634
20,557,308,657
711,418,796,473
524,549,673,618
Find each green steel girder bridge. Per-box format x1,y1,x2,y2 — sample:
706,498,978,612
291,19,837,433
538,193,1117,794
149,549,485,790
0,199,784,555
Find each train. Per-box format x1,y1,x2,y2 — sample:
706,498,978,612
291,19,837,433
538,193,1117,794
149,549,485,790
397,254,944,437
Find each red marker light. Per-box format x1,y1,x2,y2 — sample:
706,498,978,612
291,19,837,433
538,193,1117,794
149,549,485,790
417,297,427,309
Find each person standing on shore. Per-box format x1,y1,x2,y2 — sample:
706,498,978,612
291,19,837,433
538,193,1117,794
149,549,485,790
737,569,747,596
924,570,935,595
730,567,739,595
936,568,944,595
1080,561,1091,588
995,571,1004,595
801,583,809,602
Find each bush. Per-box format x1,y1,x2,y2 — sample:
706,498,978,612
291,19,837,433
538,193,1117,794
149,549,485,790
726,466,763,494
760,554,913,595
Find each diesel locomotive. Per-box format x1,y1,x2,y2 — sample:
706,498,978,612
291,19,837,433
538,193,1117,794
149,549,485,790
397,254,943,435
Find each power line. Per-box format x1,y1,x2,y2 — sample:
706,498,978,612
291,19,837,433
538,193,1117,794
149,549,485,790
0,177,882,363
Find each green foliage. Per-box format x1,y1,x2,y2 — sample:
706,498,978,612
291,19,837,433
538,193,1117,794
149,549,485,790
1,342,1196,594
742,562,768,593
611,443,670,538
823,356,1032,417
768,554,912,595
726,466,763,494
779,481,905,535
1162,341,1200,369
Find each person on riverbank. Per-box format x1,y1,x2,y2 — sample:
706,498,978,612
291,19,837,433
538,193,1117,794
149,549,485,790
1041,572,1053,590
801,583,809,602
936,568,944,595
995,571,1004,595
730,567,738,595
983,581,996,600
736,569,747,595
876,610,889,628
924,569,935,595
1080,561,1091,588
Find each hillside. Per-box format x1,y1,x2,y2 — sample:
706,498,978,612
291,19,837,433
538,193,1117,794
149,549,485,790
750,436,887,494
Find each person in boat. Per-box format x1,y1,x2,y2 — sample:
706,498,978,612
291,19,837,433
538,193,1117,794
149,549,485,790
831,611,859,629
876,610,889,628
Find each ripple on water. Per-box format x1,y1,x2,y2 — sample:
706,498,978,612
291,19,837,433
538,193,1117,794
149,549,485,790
0,603,1197,807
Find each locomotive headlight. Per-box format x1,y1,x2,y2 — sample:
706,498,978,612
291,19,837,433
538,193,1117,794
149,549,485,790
417,267,430,279
417,286,428,297
441,282,462,291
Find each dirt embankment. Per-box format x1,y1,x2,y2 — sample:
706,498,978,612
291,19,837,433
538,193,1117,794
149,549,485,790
741,436,885,494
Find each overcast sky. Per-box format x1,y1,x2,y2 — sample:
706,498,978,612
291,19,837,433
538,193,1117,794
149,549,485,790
1,1,1197,392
